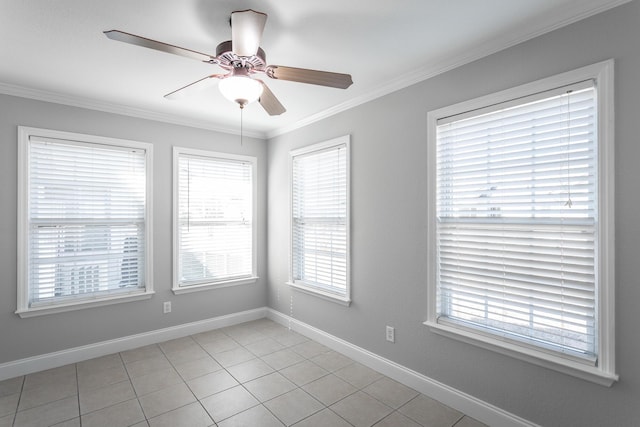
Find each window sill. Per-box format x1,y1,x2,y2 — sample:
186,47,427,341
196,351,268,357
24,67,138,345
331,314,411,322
287,281,351,306
424,320,618,387
172,276,258,295
16,290,155,318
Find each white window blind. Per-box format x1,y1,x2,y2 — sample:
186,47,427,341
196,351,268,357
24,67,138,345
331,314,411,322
435,82,598,360
291,137,349,299
175,150,255,289
26,136,148,307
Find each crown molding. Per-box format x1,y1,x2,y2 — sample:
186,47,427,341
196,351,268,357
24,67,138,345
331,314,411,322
266,0,631,139
0,0,630,142
0,82,267,140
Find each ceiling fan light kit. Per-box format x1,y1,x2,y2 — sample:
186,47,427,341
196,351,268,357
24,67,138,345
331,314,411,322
104,9,353,116
218,69,263,108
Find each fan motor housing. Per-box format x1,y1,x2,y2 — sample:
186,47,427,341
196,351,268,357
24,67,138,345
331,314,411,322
216,40,266,70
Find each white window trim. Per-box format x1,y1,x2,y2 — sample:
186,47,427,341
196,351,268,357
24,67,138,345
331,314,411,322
17,127,154,318
424,60,617,386
287,135,351,305
172,147,258,295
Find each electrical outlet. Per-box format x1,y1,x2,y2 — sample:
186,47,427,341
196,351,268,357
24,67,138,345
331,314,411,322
163,301,171,314
386,325,395,343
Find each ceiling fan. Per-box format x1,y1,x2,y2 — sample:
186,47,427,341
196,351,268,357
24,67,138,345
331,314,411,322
104,9,353,116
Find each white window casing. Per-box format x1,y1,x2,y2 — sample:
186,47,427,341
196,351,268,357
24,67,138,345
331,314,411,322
288,135,351,305
172,147,257,294
425,60,616,386
17,127,154,317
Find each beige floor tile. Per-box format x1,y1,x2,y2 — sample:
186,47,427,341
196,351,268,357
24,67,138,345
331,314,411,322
363,377,419,409
398,394,463,427
14,395,79,427
224,328,268,346
158,336,198,354
292,408,352,427
261,348,305,371
80,380,136,415
164,345,210,365
174,355,222,381
280,360,329,386
302,374,357,406
131,367,183,396
330,391,393,427
138,382,196,419
23,365,75,390
243,372,297,402
18,375,77,411
259,323,290,338
227,358,274,383
200,385,259,422
76,353,123,375
0,376,24,398
147,402,213,427
264,388,324,426
454,415,489,427
120,344,164,364
310,351,354,372
0,414,13,427
373,411,423,427
213,346,256,368
7,319,483,427
78,364,129,392
290,340,330,359
218,404,284,427
191,329,225,345
334,362,383,389
186,369,239,399
51,417,81,427
271,330,309,347
81,398,145,427
245,337,285,357
125,354,172,379
200,335,241,355
0,393,19,418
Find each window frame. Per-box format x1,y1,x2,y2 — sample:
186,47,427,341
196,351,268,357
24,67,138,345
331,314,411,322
425,60,617,386
172,147,258,294
288,135,351,305
17,126,154,318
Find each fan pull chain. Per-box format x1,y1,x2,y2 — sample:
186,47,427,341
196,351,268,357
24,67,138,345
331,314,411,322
240,104,244,147
289,295,294,331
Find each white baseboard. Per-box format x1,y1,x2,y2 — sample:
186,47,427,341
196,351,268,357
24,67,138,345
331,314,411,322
266,308,539,427
0,307,267,381
1,305,537,427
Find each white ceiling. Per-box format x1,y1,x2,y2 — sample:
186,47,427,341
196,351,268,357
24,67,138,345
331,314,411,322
0,0,629,138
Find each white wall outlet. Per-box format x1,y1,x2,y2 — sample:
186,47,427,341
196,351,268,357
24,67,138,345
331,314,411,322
386,325,395,343
163,301,171,314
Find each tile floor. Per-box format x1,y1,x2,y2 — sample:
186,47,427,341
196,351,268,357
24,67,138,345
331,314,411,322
0,318,487,427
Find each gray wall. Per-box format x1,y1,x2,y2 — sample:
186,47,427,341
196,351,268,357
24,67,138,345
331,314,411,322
0,94,268,363
267,2,640,426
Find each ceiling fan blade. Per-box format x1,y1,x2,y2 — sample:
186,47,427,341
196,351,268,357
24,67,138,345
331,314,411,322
104,30,215,63
231,10,267,57
266,65,353,89
257,81,286,116
164,74,226,100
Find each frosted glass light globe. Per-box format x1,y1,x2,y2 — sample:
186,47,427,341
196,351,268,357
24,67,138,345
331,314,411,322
219,76,263,106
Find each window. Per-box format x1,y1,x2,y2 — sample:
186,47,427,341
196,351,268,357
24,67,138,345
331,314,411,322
426,61,616,385
17,127,154,317
289,135,350,304
173,147,257,293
